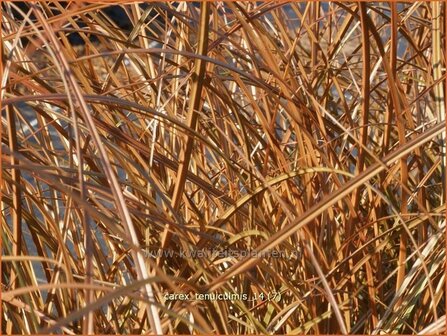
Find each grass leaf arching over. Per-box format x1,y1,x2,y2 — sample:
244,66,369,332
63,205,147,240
1,2,445,334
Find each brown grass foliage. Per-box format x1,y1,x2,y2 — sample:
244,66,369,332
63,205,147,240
1,1,446,334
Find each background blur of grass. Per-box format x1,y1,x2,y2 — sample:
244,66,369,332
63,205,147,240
1,1,446,334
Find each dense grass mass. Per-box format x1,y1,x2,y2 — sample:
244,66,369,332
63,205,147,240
1,1,446,334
